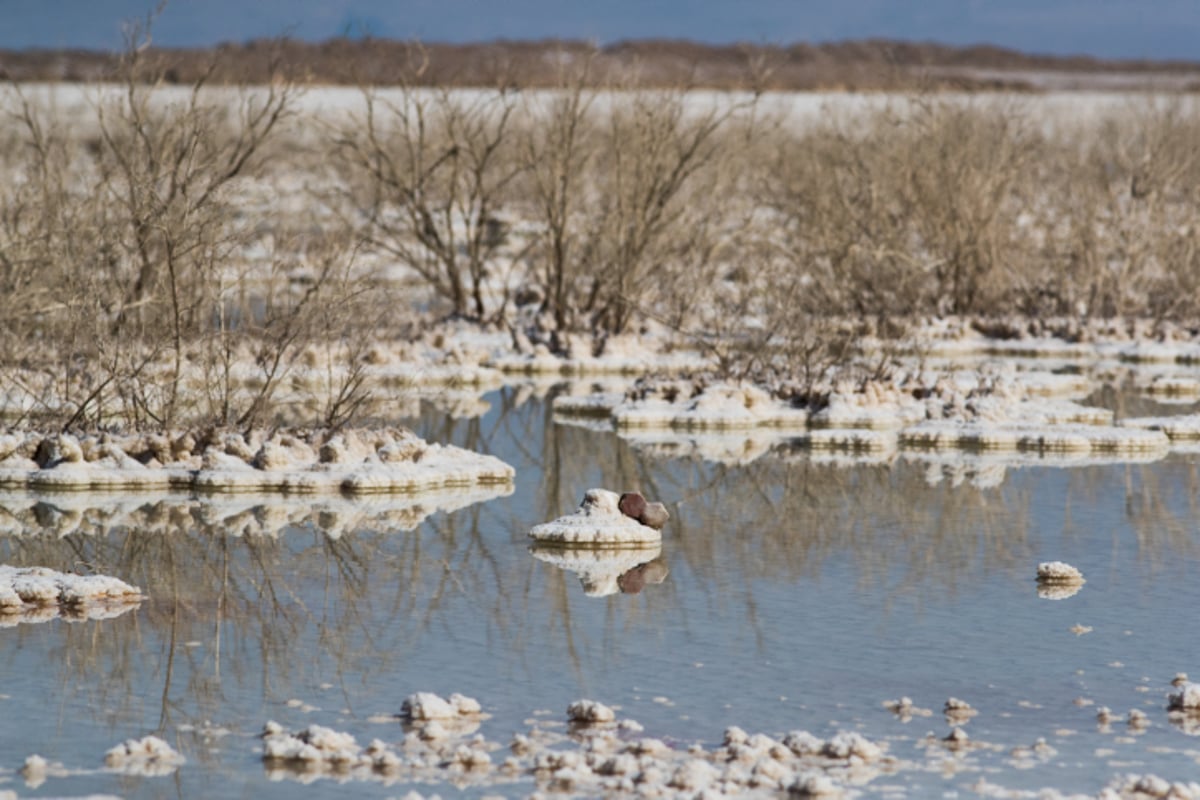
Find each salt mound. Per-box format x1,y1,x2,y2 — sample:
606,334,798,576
104,735,185,775
0,565,143,625
567,699,616,724
1037,561,1085,584
530,543,666,597
401,692,484,721
261,721,403,773
528,489,663,547
0,427,515,496
1168,682,1200,711
1121,415,1200,441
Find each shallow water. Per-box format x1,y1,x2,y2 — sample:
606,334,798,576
3,385,1200,797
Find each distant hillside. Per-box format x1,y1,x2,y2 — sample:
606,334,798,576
3,37,1199,91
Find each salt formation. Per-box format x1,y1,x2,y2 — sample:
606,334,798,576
1036,561,1086,584
567,700,617,724
261,721,402,773
401,692,484,721
530,543,667,597
0,427,514,495
104,735,185,775
529,489,665,547
0,565,143,625
1121,415,1200,441
1168,682,1200,711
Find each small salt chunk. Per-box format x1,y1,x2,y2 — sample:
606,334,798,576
1037,561,1085,584
567,699,616,724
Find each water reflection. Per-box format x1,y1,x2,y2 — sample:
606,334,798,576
530,544,669,598
2,386,1200,798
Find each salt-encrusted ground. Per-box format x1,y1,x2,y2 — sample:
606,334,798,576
0,427,513,495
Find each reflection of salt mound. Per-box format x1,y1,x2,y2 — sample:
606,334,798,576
1037,582,1084,600
529,489,662,547
0,483,514,541
0,565,143,625
531,543,665,597
902,421,1168,456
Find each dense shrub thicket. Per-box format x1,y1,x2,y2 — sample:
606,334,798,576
3,39,1200,431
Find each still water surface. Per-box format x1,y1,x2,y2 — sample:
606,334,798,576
2,385,1200,797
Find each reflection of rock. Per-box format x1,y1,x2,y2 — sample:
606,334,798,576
531,543,666,597
0,565,143,626
529,489,662,547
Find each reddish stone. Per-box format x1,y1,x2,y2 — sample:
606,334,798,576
618,491,647,520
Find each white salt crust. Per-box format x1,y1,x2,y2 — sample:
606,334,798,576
0,565,143,626
1037,561,1086,584
401,692,484,721
255,695,894,794
104,735,185,776
0,428,514,495
528,489,663,547
530,543,664,597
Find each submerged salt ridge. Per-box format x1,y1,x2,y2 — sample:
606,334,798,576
0,427,513,494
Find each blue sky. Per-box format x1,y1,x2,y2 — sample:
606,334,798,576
2,0,1198,61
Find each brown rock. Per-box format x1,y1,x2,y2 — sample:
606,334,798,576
618,492,647,520
638,502,669,530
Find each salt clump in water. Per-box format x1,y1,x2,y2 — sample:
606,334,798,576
1037,561,1085,584
0,565,143,625
567,700,616,725
401,692,484,721
529,489,663,547
104,735,185,775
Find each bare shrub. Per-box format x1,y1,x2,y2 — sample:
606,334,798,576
332,47,524,322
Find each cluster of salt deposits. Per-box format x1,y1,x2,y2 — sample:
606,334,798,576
104,735,185,776
0,565,143,626
528,489,666,547
0,427,513,495
554,370,1177,467
259,697,891,795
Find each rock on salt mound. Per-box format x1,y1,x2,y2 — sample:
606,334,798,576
0,565,143,625
528,489,663,547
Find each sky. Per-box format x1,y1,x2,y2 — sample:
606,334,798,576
2,0,1198,61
